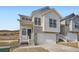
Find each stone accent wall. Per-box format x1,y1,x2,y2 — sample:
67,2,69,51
33,26,42,33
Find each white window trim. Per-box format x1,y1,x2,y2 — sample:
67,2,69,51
34,17,41,26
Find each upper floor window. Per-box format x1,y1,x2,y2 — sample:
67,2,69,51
75,23,79,28
35,17,38,25
22,17,25,20
22,28,26,35
34,17,41,25
26,18,28,20
38,18,41,25
49,18,56,28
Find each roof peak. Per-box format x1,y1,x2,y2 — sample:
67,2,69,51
18,14,30,17
61,13,76,21
32,6,51,13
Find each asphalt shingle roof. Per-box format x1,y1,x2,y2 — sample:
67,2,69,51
61,13,75,21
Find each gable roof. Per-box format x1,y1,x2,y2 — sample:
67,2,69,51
32,6,52,15
61,13,75,21
32,6,62,19
32,6,51,13
19,14,31,19
18,14,32,21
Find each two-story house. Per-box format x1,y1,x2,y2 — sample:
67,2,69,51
18,7,61,45
60,13,79,42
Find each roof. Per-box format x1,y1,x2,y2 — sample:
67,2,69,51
19,14,31,19
18,14,32,21
32,6,55,15
32,6,62,19
32,6,51,13
18,7,62,20
61,13,75,21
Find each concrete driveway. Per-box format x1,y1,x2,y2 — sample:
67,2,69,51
41,43,79,52
13,43,79,52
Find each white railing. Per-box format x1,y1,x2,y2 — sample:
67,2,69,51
28,33,34,45
57,34,67,42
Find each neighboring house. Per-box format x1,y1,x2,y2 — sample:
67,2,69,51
60,13,79,42
18,7,61,45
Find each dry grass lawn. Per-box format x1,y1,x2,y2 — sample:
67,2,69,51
58,42,79,48
0,40,19,47
0,30,19,40
0,30,19,47
13,47,48,52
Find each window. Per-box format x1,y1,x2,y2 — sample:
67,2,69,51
22,17,25,20
35,17,38,25
26,18,28,20
49,19,53,27
75,23,79,28
38,18,41,25
49,18,56,28
34,17,41,25
53,20,56,27
22,28,26,35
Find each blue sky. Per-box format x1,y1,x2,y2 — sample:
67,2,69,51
0,6,79,30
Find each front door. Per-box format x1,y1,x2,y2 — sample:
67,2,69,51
27,29,31,39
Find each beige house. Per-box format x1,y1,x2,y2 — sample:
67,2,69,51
18,7,61,45
60,13,79,42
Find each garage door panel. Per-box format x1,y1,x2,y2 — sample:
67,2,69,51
37,33,56,44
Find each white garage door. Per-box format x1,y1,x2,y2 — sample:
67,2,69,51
37,33,56,45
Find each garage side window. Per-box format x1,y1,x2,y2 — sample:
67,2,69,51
22,28,26,35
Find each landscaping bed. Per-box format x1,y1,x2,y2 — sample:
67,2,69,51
0,47,10,52
13,46,48,52
0,40,19,47
58,42,79,48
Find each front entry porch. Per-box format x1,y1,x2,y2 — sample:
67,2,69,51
20,28,34,45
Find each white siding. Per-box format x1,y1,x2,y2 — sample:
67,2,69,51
61,20,65,25
69,18,79,32
66,33,77,42
43,13,60,33
32,10,60,45
37,33,56,44
69,20,73,31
